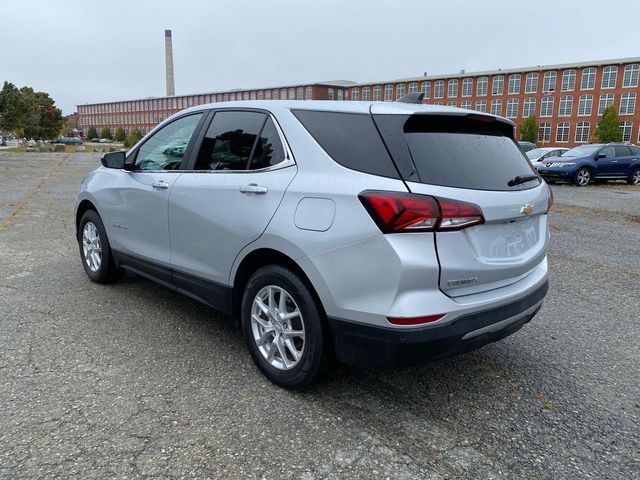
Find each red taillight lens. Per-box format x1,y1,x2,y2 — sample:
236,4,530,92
359,191,484,233
387,314,445,325
358,191,440,232
547,187,554,212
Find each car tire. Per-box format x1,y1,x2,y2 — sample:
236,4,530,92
628,168,640,186
241,265,330,390
574,167,591,187
78,210,123,283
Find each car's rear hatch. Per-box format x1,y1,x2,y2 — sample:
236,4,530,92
372,105,550,297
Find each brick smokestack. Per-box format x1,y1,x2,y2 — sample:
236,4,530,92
165,30,175,97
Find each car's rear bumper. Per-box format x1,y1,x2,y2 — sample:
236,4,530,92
327,280,548,367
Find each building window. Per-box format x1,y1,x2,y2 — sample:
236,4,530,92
558,96,573,116
575,122,590,143
475,100,486,112
561,70,576,91
408,82,418,93
434,80,444,98
623,64,639,87
373,85,382,101
287,88,294,100
306,86,313,100
447,101,457,107
543,71,557,92
297,87,304,100
580,67,596,90
396,83,406,100
601,66,617,89
538,122,551,142
556,122,570,143
384,84,393,101
280,89,287,100
523,97,536,117
508,74,520,94
421,81,431,98
462,78,472,97
598,93,614,114
490,99,502,116
540,96,554,117
272,89,279,100
337,89,344,100
250,91,257,100
506,99,518,118
620,93,636,115
362,86,371,101
447,79,458,98
492,76,504,95
351,87,359,101
265,90,271,100
619,121,633,141
578,94,593,116
461,100,471,109
257,91,263,100
476,77,488,96
327,88,334,100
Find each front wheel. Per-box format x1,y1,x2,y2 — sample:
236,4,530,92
241,265,330,390
78,210,123,283
574,167,591,186
628,168,640,186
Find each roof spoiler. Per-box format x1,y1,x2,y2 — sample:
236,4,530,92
396,92,424,104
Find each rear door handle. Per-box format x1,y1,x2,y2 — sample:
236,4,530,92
239,184,268,194
152,180,169,190
612,160,619,163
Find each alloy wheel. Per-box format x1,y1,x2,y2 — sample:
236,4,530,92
633,170,640,185
576,169,590,186
82,222,102,272
251,285,305,370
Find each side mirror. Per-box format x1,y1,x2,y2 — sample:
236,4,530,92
594,154,605,160
100,151,126,169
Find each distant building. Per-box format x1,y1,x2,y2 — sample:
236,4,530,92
76,57,640,146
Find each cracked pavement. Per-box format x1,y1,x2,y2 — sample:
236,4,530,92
0,152,638,479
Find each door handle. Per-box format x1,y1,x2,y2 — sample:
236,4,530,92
239,184,268,194
611,160,619,163
152,180,169,189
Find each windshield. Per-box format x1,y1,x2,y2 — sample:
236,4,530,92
561,145,600,157
526,148,550,159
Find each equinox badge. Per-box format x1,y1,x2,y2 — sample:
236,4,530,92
520,204,534,215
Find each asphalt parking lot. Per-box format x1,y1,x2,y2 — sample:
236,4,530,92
0,152,638,479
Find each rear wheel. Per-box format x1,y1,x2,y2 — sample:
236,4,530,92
241,265,329,390
574,167,591,187
78,210,123,283
629,168,640,186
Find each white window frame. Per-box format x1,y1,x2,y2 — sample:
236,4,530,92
619,121,633,142
421,81,430,99
623,64,639,88
490,99,502,116
396,83,406,100
575,122,590,143
506,98,518,118
447,79,458,98
556,122,570,143
523,97,536,118
351,87,359,101
492,76,504,95
601,66,617,89
408,82,418,94
434,80,444,99
540,96,554,117
508,74,520,95
538,122,551,142
476,77,488,96
373,85,381,101
475,100,486,112
543,71,557,92
306,86,313,100
461,78,472,97
558,96,573,116
581,67,596,90
620,93,636,115
362,86,371,101
598,93,614,115
578,94,593,116
461,100,471,109
561,69,576,91
384,84,393,101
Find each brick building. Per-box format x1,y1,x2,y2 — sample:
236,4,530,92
76,57,640,147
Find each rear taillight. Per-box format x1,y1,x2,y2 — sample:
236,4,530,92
387,314,445,325
359,190,484,233
547,187,554,212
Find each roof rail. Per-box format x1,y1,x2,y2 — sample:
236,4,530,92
396,92,425,104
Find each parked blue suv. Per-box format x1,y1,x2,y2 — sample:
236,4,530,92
537,143,640,186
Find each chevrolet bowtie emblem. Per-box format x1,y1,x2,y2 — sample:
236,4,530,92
520,204,534,215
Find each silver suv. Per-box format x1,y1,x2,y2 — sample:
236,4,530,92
76,100,551,389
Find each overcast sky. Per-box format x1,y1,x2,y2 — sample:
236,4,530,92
2,0,639,115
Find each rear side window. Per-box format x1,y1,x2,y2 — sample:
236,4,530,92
291,110,400,178
379,114,538,191
614,146,631,157
249,118,286,170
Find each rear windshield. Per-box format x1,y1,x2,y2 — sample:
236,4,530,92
377,114,539,191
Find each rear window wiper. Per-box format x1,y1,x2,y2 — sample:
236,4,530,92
507,174,540,187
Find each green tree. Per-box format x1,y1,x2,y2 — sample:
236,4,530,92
114,127,126,142
0,82,63,139
595,106,623,142
124,128,142,148
86,127,98,139
519,115,537,144
100,127,112,139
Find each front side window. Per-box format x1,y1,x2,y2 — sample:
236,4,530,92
477,77,488,96
492,76,504,95
447,79,458,98
434,80,444,98
602,66,617,88
543,71,557,92
508,74,520,94
134,113,203,170
623,64,639,87
193,111,267,171
525,72,538,93
561,70,576,91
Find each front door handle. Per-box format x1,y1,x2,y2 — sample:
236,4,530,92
152,180,169,190
611,160,619,163
239,184,268,194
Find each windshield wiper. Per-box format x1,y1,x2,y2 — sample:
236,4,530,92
507,174,540,187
